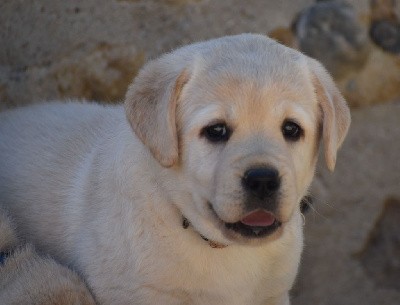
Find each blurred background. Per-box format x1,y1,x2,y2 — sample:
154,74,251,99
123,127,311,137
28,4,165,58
0,0,399,304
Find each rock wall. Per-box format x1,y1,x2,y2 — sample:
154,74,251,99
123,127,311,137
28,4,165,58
270,0,400,107
0,0,314,109
3,0,399,109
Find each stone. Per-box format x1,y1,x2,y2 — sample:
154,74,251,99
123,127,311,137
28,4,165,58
369,0,400,53
52,44,145,103
370,20,400,53
270,0,400,107
293,0,371,79
370,0,398,22
337,45,400,107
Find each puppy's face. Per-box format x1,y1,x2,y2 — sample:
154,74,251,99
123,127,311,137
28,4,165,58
125,34,350,246
176,63,320,245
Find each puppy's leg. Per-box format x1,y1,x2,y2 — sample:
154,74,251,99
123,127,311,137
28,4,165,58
268,293,290,305
0,208,96,305
280,294,290,305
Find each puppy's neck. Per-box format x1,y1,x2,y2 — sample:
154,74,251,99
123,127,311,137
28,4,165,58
182,216,227,249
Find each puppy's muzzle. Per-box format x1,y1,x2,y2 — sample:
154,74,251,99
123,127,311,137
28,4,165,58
242,167,280,202
223,167,282,239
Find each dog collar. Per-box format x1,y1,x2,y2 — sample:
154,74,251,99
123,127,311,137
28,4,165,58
0,251,11,265
182,217,227,249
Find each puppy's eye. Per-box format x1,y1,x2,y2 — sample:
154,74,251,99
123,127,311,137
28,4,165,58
202,123,231,143
282,120,303,141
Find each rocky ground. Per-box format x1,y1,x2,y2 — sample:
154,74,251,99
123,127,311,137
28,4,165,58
1,0,399,304
293,101,400,305
0,0,314,109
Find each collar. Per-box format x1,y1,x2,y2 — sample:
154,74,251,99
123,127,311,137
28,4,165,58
182,217,227,249
0,251,12,265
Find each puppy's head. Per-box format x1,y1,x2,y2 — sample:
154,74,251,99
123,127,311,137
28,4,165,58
125,34,350,245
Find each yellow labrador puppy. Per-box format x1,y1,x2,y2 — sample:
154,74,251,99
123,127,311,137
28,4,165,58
0,34,350,305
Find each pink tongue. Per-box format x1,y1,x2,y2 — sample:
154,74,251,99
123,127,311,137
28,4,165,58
241,210,276,227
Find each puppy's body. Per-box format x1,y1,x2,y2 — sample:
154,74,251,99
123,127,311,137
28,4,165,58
0,102,300,304
0,34,350,305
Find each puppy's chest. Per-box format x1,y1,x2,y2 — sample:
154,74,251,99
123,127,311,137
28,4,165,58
138,246,283,305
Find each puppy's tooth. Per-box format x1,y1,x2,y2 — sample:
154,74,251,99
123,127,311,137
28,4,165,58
252,228,262,235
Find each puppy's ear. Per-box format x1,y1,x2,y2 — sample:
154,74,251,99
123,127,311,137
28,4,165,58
125,60,189,167
308,58,351,171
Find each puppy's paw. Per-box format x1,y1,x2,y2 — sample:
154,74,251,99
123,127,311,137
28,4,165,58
0,208,19,251
0,208,96,305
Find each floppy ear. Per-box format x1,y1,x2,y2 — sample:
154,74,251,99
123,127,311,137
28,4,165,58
124,60,189,167
308,58,351,172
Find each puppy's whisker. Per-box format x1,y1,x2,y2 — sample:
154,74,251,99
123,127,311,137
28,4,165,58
318,198,346,215
301,194,336,221
301,213,306,226
310,205,328,221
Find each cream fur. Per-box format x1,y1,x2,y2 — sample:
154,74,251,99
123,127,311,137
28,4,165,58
0,208,96,305
0,34,350,305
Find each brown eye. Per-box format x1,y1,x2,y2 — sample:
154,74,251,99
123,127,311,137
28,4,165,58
282,120,303,141
202,123,231,143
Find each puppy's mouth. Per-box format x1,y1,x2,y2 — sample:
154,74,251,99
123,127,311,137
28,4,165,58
207,203,282,239
224,209,281,238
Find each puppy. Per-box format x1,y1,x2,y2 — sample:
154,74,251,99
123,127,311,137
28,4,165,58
0,34,350,305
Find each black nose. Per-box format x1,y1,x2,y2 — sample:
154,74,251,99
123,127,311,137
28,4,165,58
242,167,280,199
